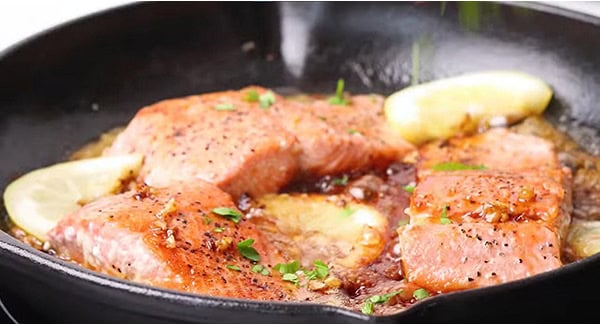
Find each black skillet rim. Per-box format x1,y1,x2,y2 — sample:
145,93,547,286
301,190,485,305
0,1,599,322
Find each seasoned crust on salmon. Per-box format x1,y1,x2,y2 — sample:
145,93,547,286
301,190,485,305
104,87,300,199
47,182,293,300
399,223,561,292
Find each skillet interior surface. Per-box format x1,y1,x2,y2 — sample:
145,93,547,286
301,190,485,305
1,1,600,322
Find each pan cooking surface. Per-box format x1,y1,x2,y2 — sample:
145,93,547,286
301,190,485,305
1,2,600,322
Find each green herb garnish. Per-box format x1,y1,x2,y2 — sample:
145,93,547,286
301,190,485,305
214,103,236,111
304,260,329,280
413,288,430,300
440,205,452,225
212,207,243,223
226,264,241,271
237,238,260,262
403,184,415,193
361,291,403,315
328,79,348,105
332,175,349,186
259,91,276,108
282,273,299,285
432,162,487,172
397,219,409,227
347,129,361,135
213,227,225,233
244,90,259,102
273,260,300,275
251,264,270,276
203,217,213,225
340,207,355,218
361,301,374,315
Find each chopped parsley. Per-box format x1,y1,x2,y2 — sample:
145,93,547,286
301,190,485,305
340,207,356,218
273,260,300,275
237,238,260,262
332,175,349,186
361,301,374,315
303,260,329,280
328,79,348,105
244,90,259,102
432,162,487,172
214,103,236,111
259,91,276,108
212,207,243,223
403,184,416,193
282,273,299,285
347,128,360,135
226,264,241,271
361,291,403,315
397,219,409,227
413,288,430,300
251,264,270,276
203,216,213,225
440,205,452,224
213,227,225,233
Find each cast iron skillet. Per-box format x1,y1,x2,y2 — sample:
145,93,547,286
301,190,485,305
1,2,600,322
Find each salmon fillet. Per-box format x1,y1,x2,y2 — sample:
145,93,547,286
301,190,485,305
399,223,561,292
399,128,572,292
104,87,300,199
47,182,293,300
409,170,572,239
272,95,414,176
417,128,560,181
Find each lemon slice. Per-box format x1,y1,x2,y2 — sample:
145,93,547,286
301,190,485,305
384,71,553,144
3,154,143,240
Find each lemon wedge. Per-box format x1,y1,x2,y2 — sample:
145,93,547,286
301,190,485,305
384,71,553,144
3,154,143,240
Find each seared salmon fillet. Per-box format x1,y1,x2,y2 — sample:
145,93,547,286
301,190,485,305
399,128,572,292
104,87,300,199
409,170,572,239
272,94,414,176
399,223,561,292
417,128,561,181
47,182,293,300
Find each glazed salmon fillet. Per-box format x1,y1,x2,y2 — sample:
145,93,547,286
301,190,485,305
106,87,414,197
47,182,293,300
399,128,572,292
105,87,300,199
399,223,561,292
409,170,572,239
272,94,414,176
417,128,561,181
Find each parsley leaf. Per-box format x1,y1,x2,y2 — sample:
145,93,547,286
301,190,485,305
328,79,348,105
432,162,487,172
313,260,329,279
212,207,243,223
347,129,360,135
397,219,409,227
440,205,451,224
413,288,430,300
273,260,300,274
213,227,225,233
361,301,374,315
332,175,349,186
362,290,403,315
282,273,299,285
259,91,276,108
403,184,416,193
226,264,241,271
244,90,259,102
214,103,236,111
251,264,270,276
237,238,260,262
